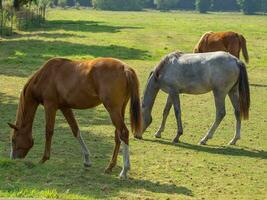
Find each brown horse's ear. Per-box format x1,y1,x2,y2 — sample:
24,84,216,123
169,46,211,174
8,123,18,131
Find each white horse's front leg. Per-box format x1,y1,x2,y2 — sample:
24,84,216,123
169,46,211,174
119,141,130,179
155,95,172,138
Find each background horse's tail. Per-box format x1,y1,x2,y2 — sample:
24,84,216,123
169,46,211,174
238,34,249,64
125,68,142,136
193,31,213,53
237,61,250,120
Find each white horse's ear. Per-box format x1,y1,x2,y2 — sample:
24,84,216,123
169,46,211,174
8,123,18,131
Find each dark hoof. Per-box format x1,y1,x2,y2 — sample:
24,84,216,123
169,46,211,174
199,140,207,145
84,162,92,168
39,157,49,164
134,135,143,140
104,168,112,174
172,138,179,143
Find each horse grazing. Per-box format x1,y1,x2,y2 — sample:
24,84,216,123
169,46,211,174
8,57,142,178
193,31,249,64
142,51,250,145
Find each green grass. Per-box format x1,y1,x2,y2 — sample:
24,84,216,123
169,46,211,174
0,9,267,199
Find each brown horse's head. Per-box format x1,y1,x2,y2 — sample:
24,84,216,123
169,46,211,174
8,123,34,159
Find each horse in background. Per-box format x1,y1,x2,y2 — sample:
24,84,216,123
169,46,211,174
8,57,142,179
142,51,250,145
193,31,249,64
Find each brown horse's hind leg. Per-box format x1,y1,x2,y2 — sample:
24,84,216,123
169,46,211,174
40,103,57,163
61,108,91,167
105,107,130,179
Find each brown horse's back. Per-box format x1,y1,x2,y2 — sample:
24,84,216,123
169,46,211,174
194,31,249,63
31,58,132,109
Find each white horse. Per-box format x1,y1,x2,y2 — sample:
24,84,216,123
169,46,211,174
142,51,250,145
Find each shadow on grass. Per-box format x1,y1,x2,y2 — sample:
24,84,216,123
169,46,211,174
42,20,143,33
250,83,267,88
0,39,150,77
0,95,192,198
143,138,267,160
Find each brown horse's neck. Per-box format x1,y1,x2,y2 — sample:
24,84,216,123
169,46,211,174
15,85,39,134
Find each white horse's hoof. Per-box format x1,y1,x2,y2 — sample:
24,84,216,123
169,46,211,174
199,140,207,145
154,132,161,138
228,140,236,145
119,171,127,179
84,162,92,167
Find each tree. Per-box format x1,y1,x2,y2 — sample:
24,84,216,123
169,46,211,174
238,0,259,14
211,0,240,11
92,0,142,11
196,0,211,13
154,0,179,10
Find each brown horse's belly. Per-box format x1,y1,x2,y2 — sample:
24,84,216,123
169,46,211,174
59,91,102,109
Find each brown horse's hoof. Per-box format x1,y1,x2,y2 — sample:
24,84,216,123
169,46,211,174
104,168,112,174
39,157,49,164
134,135,143,140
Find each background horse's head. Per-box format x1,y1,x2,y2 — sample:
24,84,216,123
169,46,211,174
8,123,34,159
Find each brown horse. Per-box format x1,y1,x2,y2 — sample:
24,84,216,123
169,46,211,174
193,31,249,63
8,57,142,178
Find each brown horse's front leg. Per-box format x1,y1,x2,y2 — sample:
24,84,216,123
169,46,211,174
40,104,57,164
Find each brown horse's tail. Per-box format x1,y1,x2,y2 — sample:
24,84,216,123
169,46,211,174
237,61,250,120
125,68,142,137
238,34,249,64
193,32,213,53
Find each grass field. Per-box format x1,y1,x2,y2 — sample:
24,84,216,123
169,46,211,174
0,9,267,199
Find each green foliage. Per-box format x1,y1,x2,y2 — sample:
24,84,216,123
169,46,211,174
211,0,240,11
92,0,142,11
58,0,67,7
238,0,260,14
154,0,179,10
196,0,211,13
141,0,155,8
177,0,195,10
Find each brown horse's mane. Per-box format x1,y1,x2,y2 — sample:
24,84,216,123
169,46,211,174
15,68,42,128
154,51,183,79
193,31,213,53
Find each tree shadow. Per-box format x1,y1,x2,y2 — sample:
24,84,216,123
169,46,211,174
143,138,267,160
42,20,143,33
0,39,150,77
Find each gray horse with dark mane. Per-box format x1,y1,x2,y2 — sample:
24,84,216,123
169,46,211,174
142,51,250,145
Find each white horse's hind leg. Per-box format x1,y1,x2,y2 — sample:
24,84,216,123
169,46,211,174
155,95,172,138
199,91,226,145
228,86,241,145
77,131,91,167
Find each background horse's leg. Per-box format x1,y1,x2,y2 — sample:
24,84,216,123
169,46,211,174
169,92,183,143
40,103,57,163
155,95,172,138
61,108,91,167
200,91,226,145
228,86,241,145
